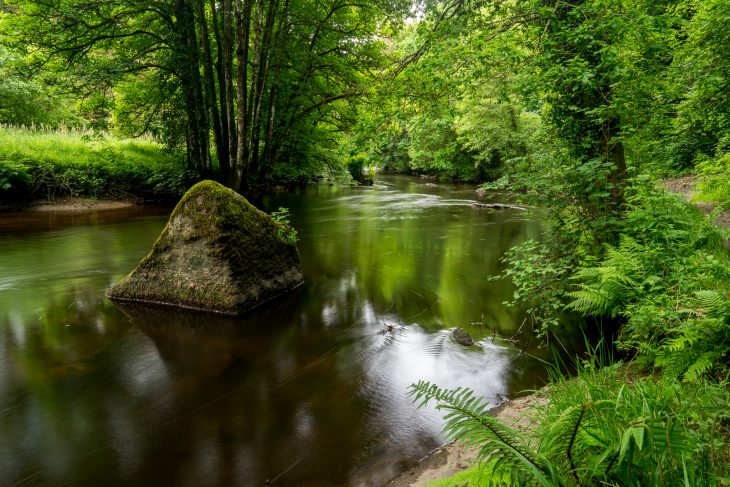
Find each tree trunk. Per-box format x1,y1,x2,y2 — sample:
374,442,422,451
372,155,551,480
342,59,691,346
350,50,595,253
232,0,253,193
260,0,290,181
601,116,627,215
248,0,279,187
210,0,231,178
197,0,224,176
173,0,211,175
223,0,238,183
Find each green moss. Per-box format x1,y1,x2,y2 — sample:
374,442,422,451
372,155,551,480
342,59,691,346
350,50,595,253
108,180,303,314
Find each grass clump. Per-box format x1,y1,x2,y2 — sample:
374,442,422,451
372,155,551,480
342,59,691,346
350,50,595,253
0,125,194,203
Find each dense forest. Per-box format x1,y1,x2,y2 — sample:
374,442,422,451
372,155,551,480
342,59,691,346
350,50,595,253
1,0,729,484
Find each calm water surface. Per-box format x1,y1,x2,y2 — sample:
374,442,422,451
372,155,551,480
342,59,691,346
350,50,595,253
0,176,581,486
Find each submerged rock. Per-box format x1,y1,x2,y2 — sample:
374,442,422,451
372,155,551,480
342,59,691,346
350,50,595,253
108,180,303,315
451,327,475,347
471,202,525,210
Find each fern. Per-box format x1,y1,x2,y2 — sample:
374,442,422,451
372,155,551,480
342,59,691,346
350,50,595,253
411,373,730,486
682,352,720,382
567,236,648,317
692,290,729,317
409,381,566,486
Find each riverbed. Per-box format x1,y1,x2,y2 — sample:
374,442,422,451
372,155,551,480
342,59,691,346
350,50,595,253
0,175,582,486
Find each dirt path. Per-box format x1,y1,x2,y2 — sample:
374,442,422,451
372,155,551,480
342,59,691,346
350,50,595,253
385,392,547,486
662,176,730,228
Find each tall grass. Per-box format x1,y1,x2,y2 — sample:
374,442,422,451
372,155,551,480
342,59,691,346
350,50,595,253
0,125,196,203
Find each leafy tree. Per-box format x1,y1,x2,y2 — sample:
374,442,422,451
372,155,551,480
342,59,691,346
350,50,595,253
669,0,730,168
2,0,410,193
0,45,81,126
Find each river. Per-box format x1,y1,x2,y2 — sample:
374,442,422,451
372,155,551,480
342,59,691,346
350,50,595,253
0,175,582,486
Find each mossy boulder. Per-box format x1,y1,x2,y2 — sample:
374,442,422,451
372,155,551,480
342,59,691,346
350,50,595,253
108,180,303,315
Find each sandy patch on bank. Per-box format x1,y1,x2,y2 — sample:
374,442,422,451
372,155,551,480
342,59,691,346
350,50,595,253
385,392,548,486
27,197,136,213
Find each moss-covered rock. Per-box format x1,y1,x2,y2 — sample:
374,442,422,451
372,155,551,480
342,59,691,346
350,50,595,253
108,180,303,314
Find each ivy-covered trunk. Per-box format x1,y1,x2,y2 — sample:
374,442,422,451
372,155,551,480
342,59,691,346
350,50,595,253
539,0,629,243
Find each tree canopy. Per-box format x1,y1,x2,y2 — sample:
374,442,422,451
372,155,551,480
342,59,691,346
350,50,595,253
0,0,727,201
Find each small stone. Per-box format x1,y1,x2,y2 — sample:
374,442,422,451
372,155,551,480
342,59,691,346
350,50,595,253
451,327,475,347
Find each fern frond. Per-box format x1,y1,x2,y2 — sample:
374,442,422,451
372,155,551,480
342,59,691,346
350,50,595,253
682,352,719,382
692,290,729,317
408,382,566,486
567,286,613,315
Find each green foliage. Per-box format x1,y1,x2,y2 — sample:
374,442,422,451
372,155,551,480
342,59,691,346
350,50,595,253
409,381,565,487
493,239,575,337
345,154,373,184
0,159,30,191
567,184,730,380
669,0,730,169
0,46,82,127
269,207,298,244
695,152,730,206
539,363,730,486
413,364,730,486
0,126,190,202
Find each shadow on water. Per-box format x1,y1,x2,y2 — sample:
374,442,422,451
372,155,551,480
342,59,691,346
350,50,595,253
117,295,303,378
0,175,589,486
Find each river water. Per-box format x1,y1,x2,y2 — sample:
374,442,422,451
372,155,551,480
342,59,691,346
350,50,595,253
0,176,582,486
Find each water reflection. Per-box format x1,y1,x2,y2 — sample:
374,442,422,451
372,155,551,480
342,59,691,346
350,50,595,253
0,175,578,486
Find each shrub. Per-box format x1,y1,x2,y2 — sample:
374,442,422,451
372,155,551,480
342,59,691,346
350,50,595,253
695,152,730,206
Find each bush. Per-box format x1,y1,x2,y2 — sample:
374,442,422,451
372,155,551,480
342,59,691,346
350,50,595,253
346,154,372,183
696,152,730,206
0,160,31,193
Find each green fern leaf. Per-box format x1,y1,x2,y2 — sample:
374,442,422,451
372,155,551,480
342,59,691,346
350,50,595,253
408,382,567,486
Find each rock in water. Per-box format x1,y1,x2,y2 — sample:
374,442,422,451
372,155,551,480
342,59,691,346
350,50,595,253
108,180,303,315
451,327,475,347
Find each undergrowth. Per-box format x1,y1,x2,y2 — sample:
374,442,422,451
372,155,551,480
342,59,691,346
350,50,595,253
0,126,194,203
413,353,730,486
695,152,730,207
499,179,730,380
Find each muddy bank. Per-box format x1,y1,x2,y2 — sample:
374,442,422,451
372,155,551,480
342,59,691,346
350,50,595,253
27,197,136,212
386,392,548,486
0,196,138,214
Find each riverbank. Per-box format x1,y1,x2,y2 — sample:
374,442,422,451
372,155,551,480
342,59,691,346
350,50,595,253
22,197,136,212
0,126,190,206
386,392,548,486
387,176,730,487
